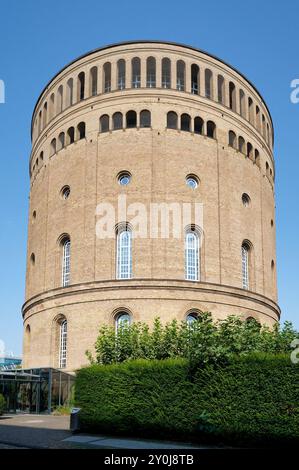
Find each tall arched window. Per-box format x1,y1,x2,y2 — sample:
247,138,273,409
181,113,191,132
50,138,57,156
66,78,74,107
146,57,156,88
67,127,75,145
238,136,245,153
100,114,109,133
207,121,216,139
113,112,123,130
176,60,185,91
247,142,253,159
59,319,67,369
205,69,213,99
242,242,251,290
43,102,47,129
194,117,204,135
57,85,63,113
140,110,151,128
229,130,237,148
116,225,132,279
239,89,245,117
90,66,98,96
49,93,55,120
77,122,86,140
256,106,261,132
117,59,126,90
217,75,225,104
167,111,178,129
62,238,71,287
185,229,200,281
126,110,137,128
58,132,65,151
78,72,85,101
132,57,141,88
115,312,131,331
103,62,111,93
229,82,236,111
248,97,254,124
191,64,200,94
162,58,171,88
262,115,266,138
255,149,260,166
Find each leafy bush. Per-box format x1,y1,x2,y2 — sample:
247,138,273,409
0,394,5,416
75,355,299,447
87,313,299,367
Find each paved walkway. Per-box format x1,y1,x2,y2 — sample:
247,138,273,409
0,414,211,449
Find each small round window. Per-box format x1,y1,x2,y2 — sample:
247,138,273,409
242,193,251,207
61,186,70,200
118,172,131,186
186,175,199,190
186,312,199,325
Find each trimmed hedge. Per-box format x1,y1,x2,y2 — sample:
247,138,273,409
75,354,299,447
0,394,5,416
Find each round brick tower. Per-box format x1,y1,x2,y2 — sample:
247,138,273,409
22,41,279,370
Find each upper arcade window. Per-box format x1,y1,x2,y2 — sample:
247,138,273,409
90,67,98,96
103,62,111,93
117,59,126,90
146,57,156,88
78,72,85,101
176,60,185,91
205,69,213,99
162,58,171,89
191,64,200,95
217,75,225,104
132,57,141,88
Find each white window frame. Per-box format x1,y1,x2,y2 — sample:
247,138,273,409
59,320,67,369
185,231,200,281
117,228,132,279
62,239,71,287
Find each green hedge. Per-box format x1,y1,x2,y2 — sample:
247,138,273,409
0,394,5,416
75,354,299,447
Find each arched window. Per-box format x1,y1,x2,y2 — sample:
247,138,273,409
59,319,67,369
117,59,126,90
247,142,253,159
256,106,261,132
238,136,245,153
103,62,111,93
50,138,56,156
229,82,236,111
24,324,31,361
49,93,55,120
116,225,132,279
132,57,141,88
90,67,98,96
266,123,270,146
167,111,178,129
262,115,266,138
229,130,237,148
61,237,71,287
38,110,42,134
162,58,171,88
126,110,137,128
241,242,251,290
176,60,185,91
115,312,131,331
58,132,65,151
239,89,245,117
77,122,86,140
146,57,156,88
57,85,63,113
185,229,200,281
66,78,74,107
248,97,254,124
181,113,191,132
113,112,123,130
194,117,204,135
67,127,75,145
100,114,109,133
207,121,216,139
140,110,151,128
255,149,260,166
186,312,199,325
43,102,47,129
217,75,225,104
205,69,213,99
78,72,85,101
191,64,200,94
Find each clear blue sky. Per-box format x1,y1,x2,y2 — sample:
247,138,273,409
0,0,298,355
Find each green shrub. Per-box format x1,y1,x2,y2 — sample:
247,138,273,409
87,313,299,366
0,394,5,416
75,355,299,447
